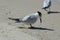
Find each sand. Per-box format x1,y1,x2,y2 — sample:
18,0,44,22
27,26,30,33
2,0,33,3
0,0,60,40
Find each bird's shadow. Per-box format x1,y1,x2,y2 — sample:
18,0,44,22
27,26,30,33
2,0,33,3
48,11,60,14
18,27,54,31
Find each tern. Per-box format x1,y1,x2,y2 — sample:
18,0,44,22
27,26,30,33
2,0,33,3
42,0,51,11
8,11,42,28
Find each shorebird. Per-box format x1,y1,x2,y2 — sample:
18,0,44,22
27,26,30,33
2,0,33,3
8,11,42,28
42,0,51,11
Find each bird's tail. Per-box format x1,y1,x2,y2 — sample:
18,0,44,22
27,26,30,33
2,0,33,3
8,18,22,23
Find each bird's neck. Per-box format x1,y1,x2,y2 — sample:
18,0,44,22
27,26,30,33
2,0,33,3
34,13,39,17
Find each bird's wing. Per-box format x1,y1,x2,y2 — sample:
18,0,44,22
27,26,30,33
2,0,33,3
22,14,36,22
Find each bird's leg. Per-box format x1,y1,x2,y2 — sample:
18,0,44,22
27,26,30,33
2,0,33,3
30,24,33,27
28,24,34,28
49,7,51,11
42,7,47,11
48,7,51,14
44,8,48,11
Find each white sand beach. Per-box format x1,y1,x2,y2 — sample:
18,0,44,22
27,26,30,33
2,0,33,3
0,0,60,40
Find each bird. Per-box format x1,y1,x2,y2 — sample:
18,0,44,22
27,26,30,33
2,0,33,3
42,0,51,11
8,11,42,28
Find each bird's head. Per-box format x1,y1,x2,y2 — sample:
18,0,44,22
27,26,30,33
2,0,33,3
37,11,42,23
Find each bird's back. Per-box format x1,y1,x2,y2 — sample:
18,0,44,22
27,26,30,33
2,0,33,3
22,13,39,24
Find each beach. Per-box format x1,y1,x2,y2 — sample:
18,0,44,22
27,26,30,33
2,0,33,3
0,0,60,40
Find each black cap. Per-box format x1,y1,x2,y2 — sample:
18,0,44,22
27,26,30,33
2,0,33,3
37,11,42,17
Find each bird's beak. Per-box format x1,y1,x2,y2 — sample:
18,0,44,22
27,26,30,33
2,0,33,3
40,17,42,23
39,14,42,23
